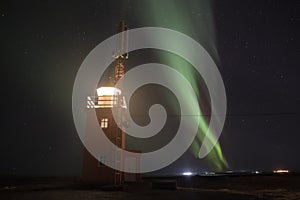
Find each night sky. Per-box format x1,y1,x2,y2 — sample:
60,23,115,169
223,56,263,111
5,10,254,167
1,0,299,176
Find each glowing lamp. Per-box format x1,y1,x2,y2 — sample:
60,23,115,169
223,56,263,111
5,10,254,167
95,87,124,108
96,87,121,96
273,169,289,174
182,172,193,176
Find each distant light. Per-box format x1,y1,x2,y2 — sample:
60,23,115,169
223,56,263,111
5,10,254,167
273,169,289,174
96,87,121,96
182,172,193,176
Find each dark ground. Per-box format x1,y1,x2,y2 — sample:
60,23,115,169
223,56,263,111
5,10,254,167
1,175,299,200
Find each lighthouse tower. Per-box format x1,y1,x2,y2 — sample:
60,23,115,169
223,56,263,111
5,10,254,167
81,21,129,185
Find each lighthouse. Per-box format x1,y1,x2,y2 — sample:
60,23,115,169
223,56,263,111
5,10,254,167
81,21,134,185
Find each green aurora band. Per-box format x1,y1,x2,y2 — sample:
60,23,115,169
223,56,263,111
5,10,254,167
133,0,228,171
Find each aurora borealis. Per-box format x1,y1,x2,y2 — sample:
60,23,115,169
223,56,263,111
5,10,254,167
132,0,228,171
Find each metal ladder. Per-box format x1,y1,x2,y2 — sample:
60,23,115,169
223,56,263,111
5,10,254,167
113,95,123,186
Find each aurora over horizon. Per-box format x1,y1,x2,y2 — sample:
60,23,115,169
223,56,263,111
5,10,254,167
131,0,228,171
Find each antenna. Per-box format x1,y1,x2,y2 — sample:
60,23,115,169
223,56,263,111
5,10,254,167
114,20,128,81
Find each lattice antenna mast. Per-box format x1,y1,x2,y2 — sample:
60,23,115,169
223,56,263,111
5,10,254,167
114,20,128,82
